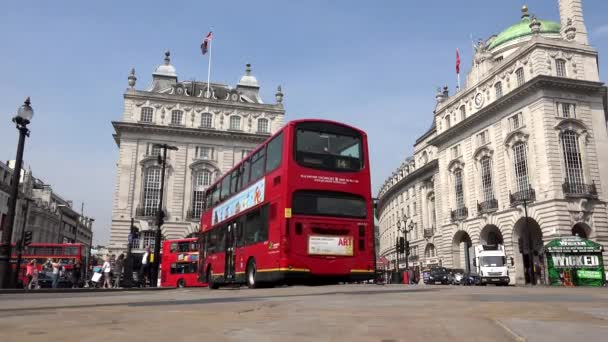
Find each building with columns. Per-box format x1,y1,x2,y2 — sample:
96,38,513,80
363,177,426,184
108,51,285,255
377,1,608,285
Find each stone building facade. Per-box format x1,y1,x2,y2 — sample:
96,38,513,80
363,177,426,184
108,51,285,255
377,0,608,285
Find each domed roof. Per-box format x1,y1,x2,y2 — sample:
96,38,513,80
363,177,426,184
238,63,259,88
487,8,560,51
153,50,177,77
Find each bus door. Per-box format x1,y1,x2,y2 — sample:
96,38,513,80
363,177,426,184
224,222,237,281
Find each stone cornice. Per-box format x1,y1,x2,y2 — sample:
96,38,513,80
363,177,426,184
436,38,599,114
112,121,269,146
428,75,605,148
124,90,285,115
377,159,438,216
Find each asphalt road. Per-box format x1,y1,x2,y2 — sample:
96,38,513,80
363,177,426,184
1,284,607,342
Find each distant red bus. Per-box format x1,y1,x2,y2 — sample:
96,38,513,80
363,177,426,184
160,238,207,288
200,119,375,289
11,243,85,286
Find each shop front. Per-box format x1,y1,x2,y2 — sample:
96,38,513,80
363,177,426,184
543,236,605,287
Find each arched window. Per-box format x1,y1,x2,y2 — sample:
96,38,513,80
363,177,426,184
200,113,213,128
561,131,584,186
454,169,465,209
556,59,567,77
171,110,183,125
444,116,451,129
459,105,466,121
515,68,525,87
229,116,241,130
513,142,529,193
495,82,503,99
143,167,161,217
480,157,494,202
191,170,212,219
427,194,436,227
257,118,269,133
140,107,154,123
421,151,428,165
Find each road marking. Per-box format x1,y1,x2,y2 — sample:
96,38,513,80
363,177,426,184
493,319,527,342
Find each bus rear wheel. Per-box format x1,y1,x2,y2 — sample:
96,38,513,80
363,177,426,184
177,279,186,288
246,259,258,289
207,268,219,290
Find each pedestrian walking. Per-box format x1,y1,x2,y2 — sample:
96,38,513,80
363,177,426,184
102,256,112,289
51,259,61,288
140,247,151,287
72,262,82,288
113,254,125,288
26,260,35,289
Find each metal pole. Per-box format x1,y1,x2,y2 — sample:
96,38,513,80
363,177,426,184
404,226,409,271
151,146,168,287
0,125,28,288
13,199,30,287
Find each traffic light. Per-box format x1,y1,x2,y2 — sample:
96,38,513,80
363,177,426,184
24,231,33,246
405,241,410,256
398,237,405,254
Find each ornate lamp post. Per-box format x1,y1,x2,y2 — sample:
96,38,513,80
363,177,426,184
150,143,178,287
0,97,34,288
396,215,415,281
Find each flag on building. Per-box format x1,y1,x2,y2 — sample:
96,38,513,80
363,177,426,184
456,48,461,74
201,31,213,55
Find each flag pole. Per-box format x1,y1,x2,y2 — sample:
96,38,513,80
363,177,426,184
457,73,460,91
206,33,212,98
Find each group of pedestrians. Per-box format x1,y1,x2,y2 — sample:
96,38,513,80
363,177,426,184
98,253,125,288
25,258,78,289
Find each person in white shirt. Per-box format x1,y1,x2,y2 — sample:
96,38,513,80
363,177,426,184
102,256,112,289
140,247,151,287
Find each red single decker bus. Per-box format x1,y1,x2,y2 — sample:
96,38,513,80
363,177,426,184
200,119,375,289
160,238,207,288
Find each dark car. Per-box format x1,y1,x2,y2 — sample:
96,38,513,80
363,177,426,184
461,272,481,286
427,267,450,285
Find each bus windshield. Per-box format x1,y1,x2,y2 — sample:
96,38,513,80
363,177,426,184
292,191,367,218
295,123,362,171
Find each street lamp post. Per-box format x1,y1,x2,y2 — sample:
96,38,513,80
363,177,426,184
396,215,415,281
13,198,33,287
150,144,178,287
0,97,34,288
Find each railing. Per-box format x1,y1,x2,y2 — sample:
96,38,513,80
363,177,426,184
135,207,168,218
509,186,536,206
477,199,498,214
450,207,468,221
562,181,598,198
423,227,434,238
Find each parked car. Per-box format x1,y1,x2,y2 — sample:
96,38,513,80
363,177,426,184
36,272,73,288
427,267,450,285
449,268,465,285
460,272,481,286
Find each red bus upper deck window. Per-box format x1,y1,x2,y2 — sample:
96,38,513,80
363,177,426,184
294,122,363,172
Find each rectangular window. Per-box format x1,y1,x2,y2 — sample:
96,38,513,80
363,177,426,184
238,205,269,247
257,119,269,134
454,169,464,209
220,176,231,201
450,145,462,159
292,190,367,219
171,110,183,125
477,130,488,147
561,131,584,186
516,68,525,87
240,159,251,188
241,150,252,160
229,116,241,130
141,107,153,123
200,114,213,128
294,122,363,172
170,262,197,274
557,102,575,118
210,186,220,207
513,143,530,193
230,169,240,195
143,168,161,216
265,132,283,173
480,158,494,202
148,144,162,156
556,59,567,77
195,146,214,160
249,148,266,182
510,113,522,131
495,82,503,99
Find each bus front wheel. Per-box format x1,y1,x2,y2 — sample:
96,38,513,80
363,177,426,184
177,279,186,288
207,268,219,290
246,259,258,289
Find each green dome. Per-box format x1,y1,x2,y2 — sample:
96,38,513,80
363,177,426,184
488,16,561,50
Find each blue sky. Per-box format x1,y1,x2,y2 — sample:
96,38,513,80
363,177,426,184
1,1,607,245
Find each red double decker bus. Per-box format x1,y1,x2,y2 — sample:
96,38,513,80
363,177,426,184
160,238,207,288
199,119,375,289
11,243,85,286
